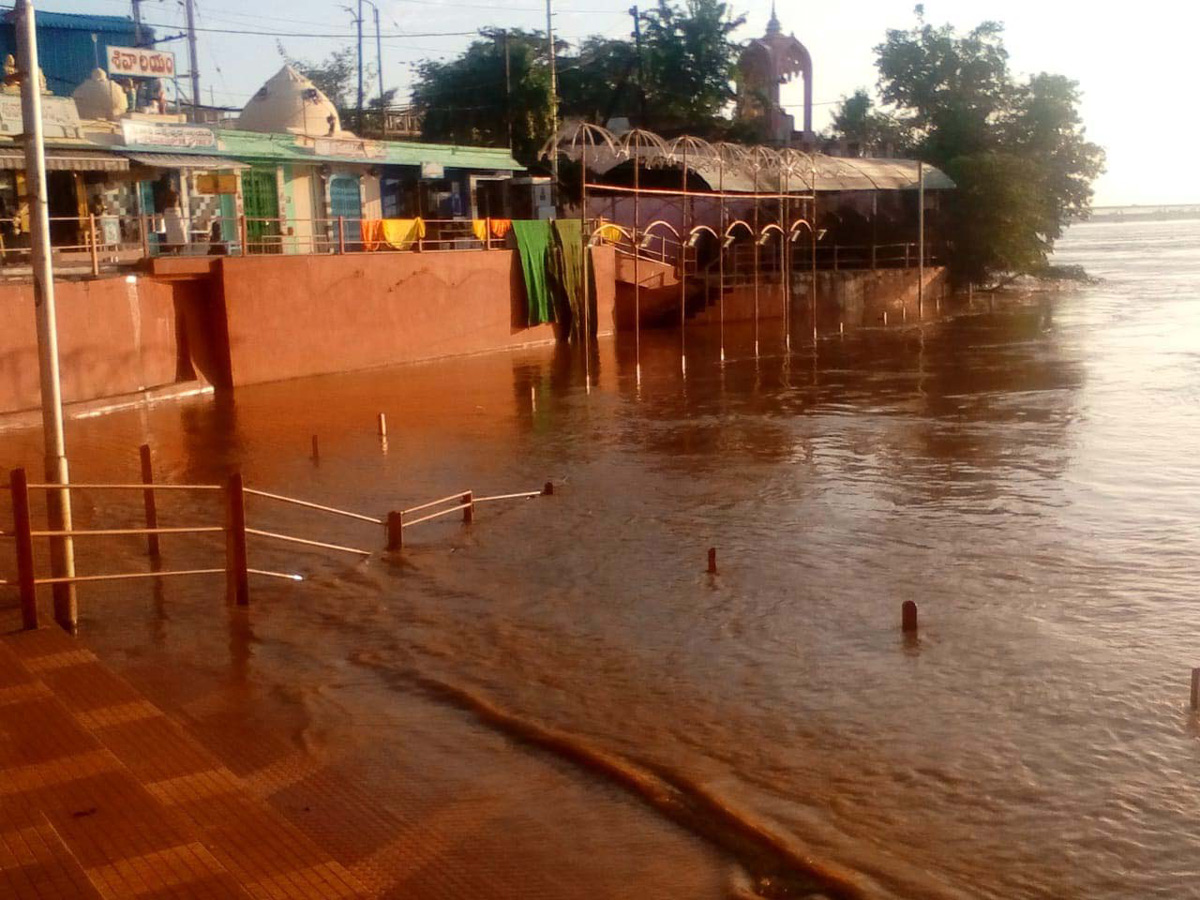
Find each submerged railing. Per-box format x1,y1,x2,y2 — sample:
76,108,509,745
1,442,552,632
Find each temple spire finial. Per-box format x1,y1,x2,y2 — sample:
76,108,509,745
767,1,781,34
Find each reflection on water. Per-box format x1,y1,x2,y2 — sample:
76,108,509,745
2,218,1200,899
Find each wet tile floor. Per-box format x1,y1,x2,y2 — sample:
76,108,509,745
0,608,731,899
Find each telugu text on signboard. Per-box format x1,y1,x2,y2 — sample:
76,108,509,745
121,119,218,150
107,46,176,79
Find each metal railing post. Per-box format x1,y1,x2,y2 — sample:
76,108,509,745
10,468,38,630
338,216,346,255
386,511,403,551
224,473,249,606
140,214,149,259
904,243,910,268
461,491,474,524
832,245,839,272
88,213,98,277
139,443,160,560
238,214,247,256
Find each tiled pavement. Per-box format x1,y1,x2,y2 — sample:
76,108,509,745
1,612,734,900
0,621,370,899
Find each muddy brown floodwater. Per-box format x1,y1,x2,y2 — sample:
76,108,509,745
2,217,1200,899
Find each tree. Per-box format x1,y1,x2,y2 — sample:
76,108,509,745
411,29,554,166
875,9,1104,285
828,89,910,152
639,0,744,134
558,36,639,126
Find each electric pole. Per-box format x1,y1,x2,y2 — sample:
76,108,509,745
546,0,558,206
630,5,646,126
16,0,77,630
374,3,382,107
184,0,200,116
502,29,512,151
356,0,364,132
131,0,143,46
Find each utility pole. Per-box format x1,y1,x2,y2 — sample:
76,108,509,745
184,0,200,117
356,0,364,133
16,0,76,631
131,0,143,46
629,5,646,126
374,3,382,108
500,29,512,151
545,0,559,206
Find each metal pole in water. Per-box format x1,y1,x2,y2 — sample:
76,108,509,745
18,0,76,631
139,443,160,560
707,547,717,574
377,412,387,437
918,161,926,321
311,434,320,462
902,600,918,634
1191,668,1200,711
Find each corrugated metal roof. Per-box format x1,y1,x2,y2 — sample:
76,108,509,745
124,151,248,170
579,145,953,193
0,146,128,172
209,128,522,171
2,10,139,32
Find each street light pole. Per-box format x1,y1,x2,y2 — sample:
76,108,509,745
545,0,559,208
16,0,76,631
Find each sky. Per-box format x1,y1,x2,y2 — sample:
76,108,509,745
50,0,1196,206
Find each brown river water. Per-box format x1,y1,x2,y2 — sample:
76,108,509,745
2,217,1199,898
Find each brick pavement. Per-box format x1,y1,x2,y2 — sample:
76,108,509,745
0,618,371,899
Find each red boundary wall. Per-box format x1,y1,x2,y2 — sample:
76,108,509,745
0,276,179,415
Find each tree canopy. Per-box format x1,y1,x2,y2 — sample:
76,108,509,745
410,0,745,166
865,8,1105,284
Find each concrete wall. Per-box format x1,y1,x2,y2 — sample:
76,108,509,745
0,275,180,414
217,247,617,388
687,267,949,329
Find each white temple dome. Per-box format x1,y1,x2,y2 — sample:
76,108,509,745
236,65,347,137
72,68,128,120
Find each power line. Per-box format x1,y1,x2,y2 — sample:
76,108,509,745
136,18,477,39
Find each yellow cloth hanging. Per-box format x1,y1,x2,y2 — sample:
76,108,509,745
598,223,624,243
380,217,426,250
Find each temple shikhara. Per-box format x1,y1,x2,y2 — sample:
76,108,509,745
736,4,814,143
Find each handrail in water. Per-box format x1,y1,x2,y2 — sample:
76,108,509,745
244,488,383,525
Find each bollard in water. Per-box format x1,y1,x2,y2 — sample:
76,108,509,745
707,547,717,575
542,481,554,496
386,511,404,552
1192,668,1200,711
531,386,537,413
377,413,388,438
311,434,320,463
883,310,889,326
902,600,918,634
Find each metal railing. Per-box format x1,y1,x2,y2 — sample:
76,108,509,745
2,443,554,632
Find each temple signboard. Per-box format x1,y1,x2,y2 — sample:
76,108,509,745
121,119,218,150
310,136,385,160
0,95,82,139
107,46,177,79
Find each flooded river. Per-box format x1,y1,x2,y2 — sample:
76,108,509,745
2,217,1199,898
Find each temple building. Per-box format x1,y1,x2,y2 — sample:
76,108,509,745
735,4,813,144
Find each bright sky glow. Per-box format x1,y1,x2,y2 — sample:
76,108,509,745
52,0,1196,205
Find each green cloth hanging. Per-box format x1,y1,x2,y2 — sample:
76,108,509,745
512,220,555,326
551,219,586,340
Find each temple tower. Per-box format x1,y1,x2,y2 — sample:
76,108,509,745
735,4,813,143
